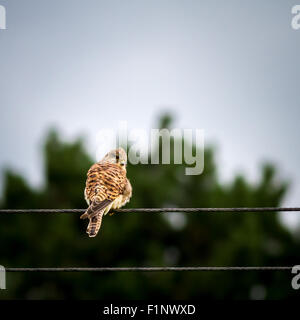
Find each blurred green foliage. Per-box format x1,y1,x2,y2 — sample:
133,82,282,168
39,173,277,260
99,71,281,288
0,115,299,299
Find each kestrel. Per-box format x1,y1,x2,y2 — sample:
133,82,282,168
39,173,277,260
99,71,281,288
80,148,132,237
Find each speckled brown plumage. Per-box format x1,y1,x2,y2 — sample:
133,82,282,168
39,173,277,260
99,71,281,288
85,163,127,204
80,148,132,237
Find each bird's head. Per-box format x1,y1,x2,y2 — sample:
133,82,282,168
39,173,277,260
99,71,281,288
102,148,127,169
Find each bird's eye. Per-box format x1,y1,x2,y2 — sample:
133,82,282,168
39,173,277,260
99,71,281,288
115,154,119,160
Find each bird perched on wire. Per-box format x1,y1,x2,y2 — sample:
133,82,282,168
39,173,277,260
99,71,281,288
80,148,132,237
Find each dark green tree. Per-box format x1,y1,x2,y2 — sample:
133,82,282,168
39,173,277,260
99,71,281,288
0,115,299,299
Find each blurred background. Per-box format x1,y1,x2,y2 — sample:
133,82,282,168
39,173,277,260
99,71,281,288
0,0,300,299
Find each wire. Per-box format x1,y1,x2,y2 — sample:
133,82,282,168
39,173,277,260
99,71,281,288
1,208,296,274
4,266,293,272
0,207,300,214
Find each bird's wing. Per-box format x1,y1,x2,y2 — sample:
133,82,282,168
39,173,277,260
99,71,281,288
80,163,127,220
82,199,112,219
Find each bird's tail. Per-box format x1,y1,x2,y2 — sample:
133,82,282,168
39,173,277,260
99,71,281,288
87,211,104,237
81,199,112,237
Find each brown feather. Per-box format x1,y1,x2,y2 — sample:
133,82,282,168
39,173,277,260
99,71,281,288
80,199,112,220
87,212,104,237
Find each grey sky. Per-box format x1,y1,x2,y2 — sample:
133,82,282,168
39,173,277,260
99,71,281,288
0,0,300,227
